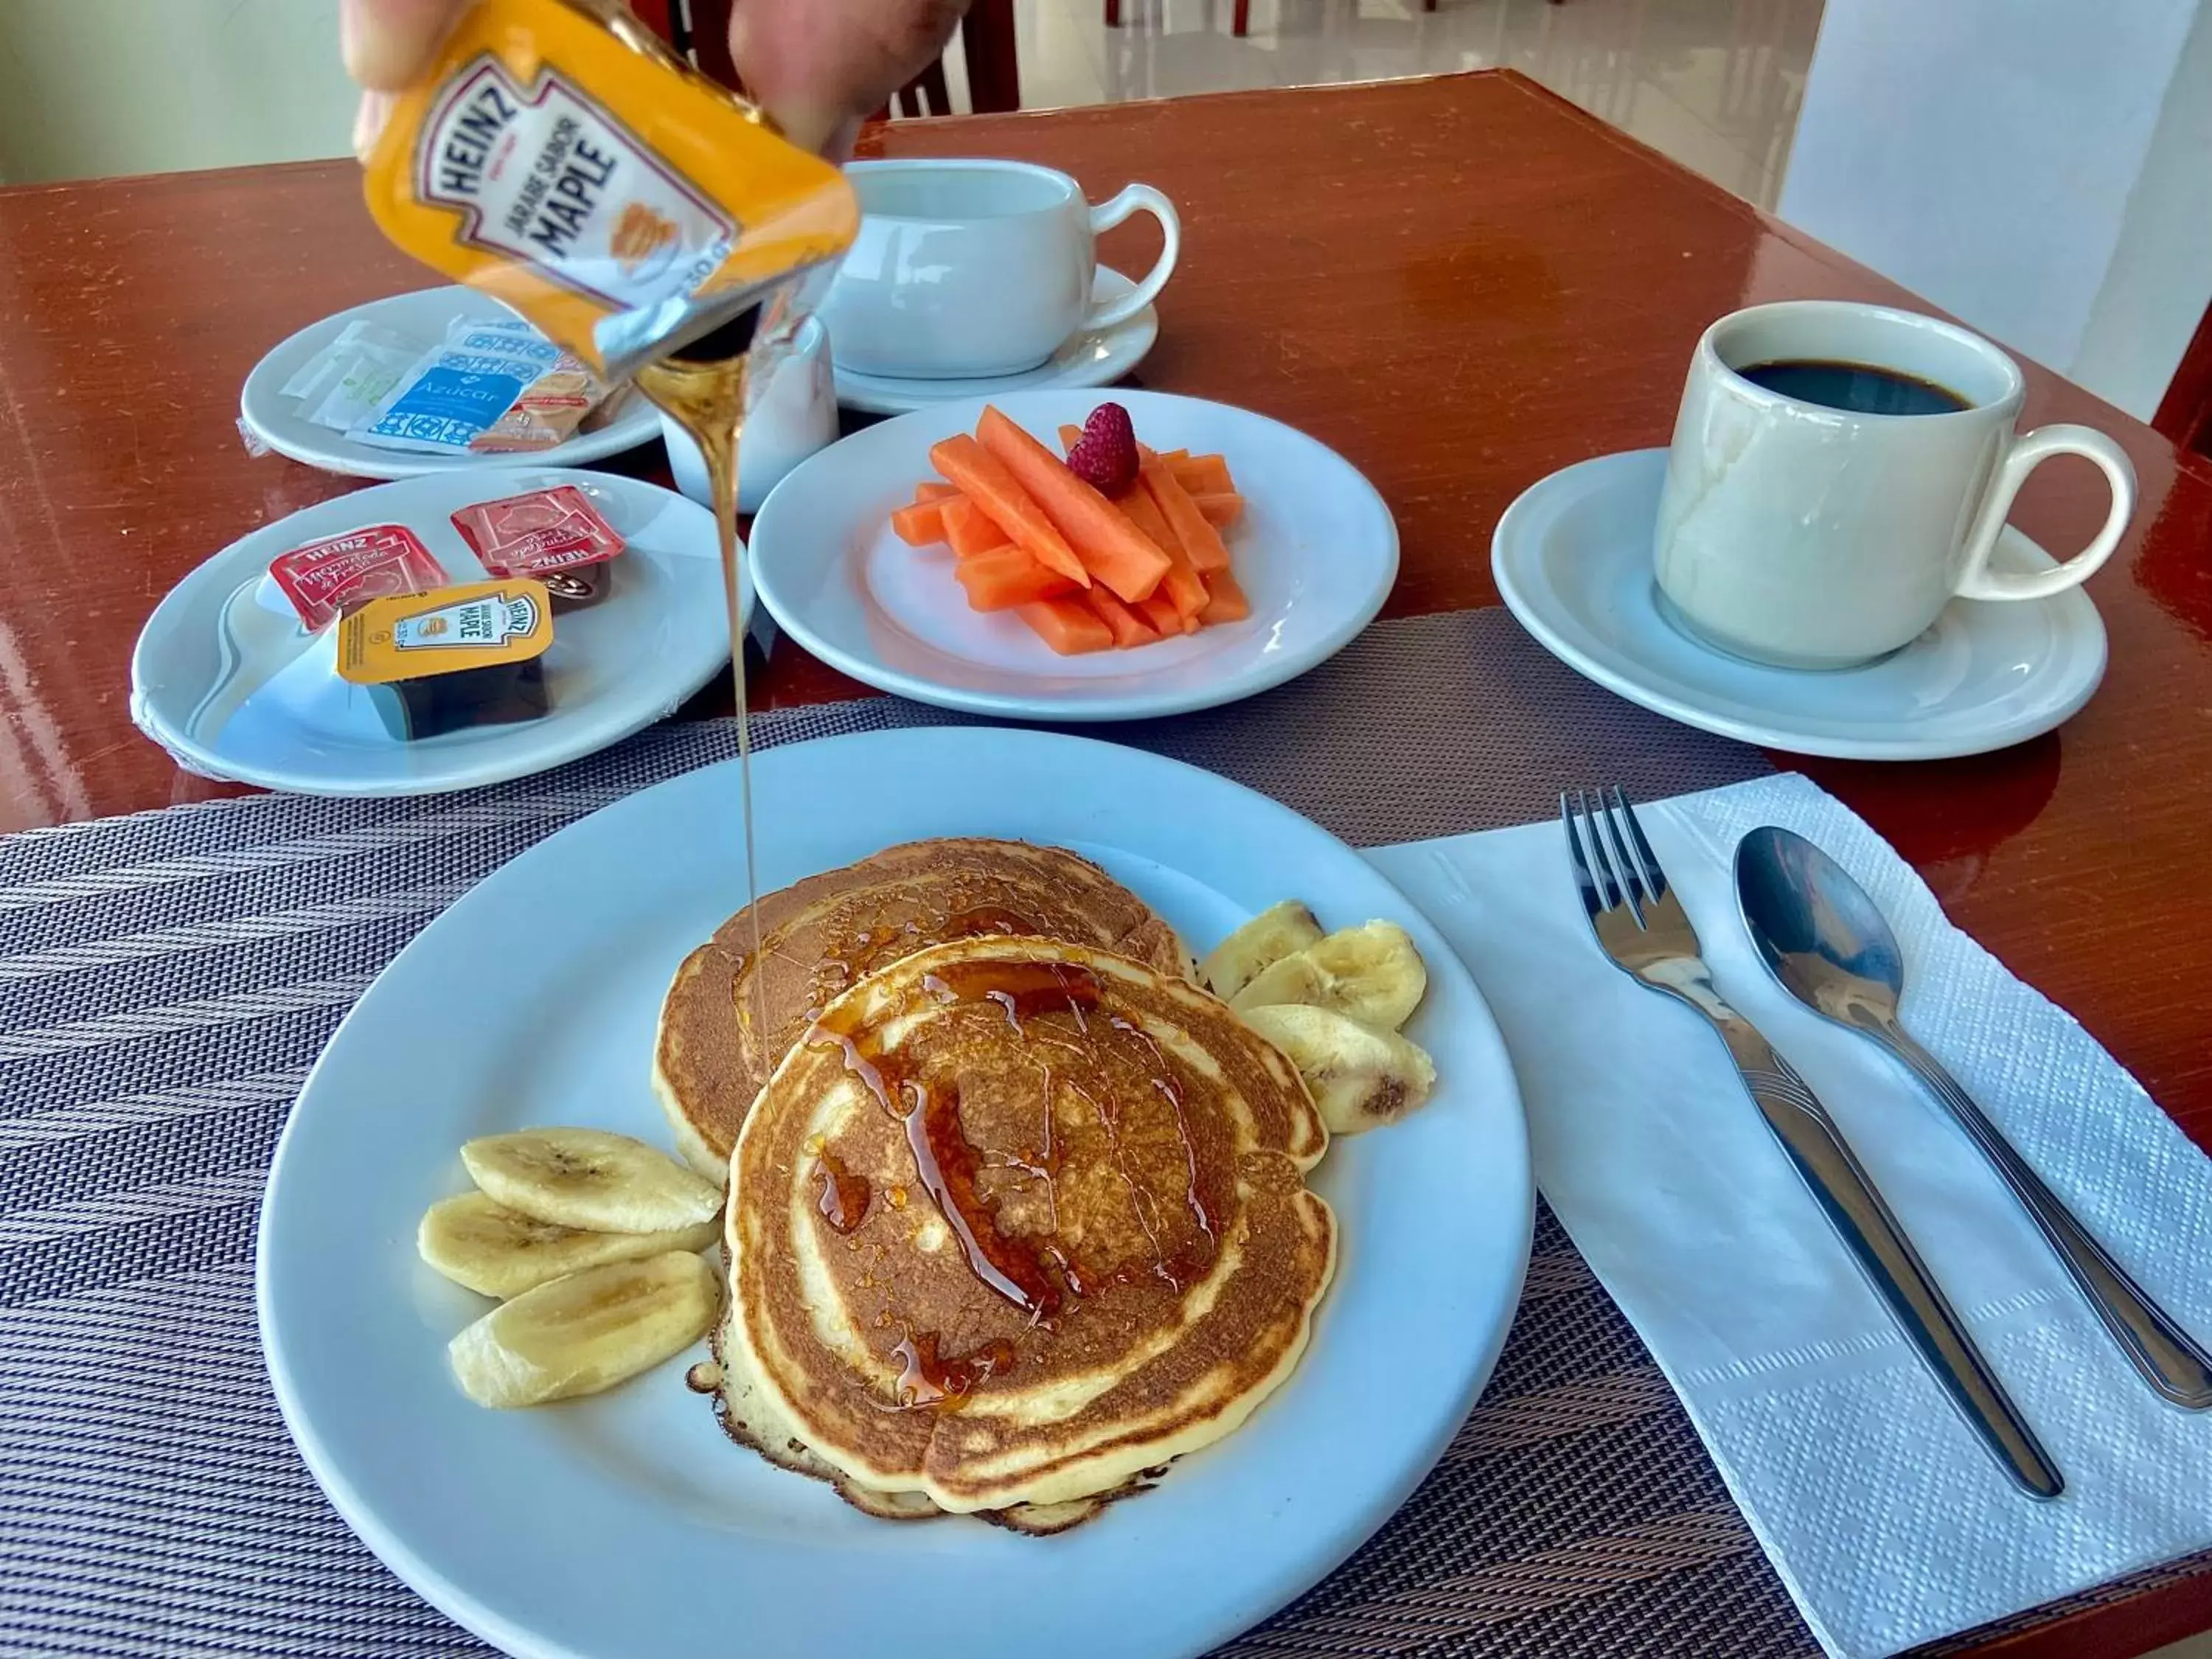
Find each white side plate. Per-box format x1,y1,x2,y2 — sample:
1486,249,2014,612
749,388,1398,721
258,726,1532,1659
240,287,661,480
1492,449,2108,760
131,468,742,797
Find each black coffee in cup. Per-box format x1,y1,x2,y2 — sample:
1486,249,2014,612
1739,358,1969,417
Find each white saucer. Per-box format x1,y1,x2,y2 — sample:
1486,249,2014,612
131,468,742,797
240,287,662,480
1492,449,2108,761
749,387,1397,722
832,267,1158,415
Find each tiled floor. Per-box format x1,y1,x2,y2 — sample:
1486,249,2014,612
937,0,1824,210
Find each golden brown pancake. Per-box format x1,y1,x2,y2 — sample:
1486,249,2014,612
653,839,1192,1181
703,1324,1131,1532
721,934,1335,1515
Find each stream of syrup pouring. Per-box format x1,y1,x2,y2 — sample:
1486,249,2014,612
633,313,765,998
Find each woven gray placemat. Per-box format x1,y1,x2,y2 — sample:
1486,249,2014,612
1,608,2185,1658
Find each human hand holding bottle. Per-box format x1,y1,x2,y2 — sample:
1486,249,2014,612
342,0,968,154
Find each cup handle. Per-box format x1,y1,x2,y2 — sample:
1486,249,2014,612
1955,424,2136,602
1084,184,1180,331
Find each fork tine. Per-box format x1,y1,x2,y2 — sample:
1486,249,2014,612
1590,789,1646,923
1607,785,1669,904
1561,791,1608,918
1579,787,1635,914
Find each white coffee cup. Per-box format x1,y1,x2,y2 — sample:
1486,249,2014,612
1653,300,2135,669
821,158,1179,380
658,316,837,515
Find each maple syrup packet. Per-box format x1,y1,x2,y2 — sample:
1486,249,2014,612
268,524,448,630
359,0,859,378
337,580,556,741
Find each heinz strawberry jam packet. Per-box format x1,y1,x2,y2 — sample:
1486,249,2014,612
360,0,858,378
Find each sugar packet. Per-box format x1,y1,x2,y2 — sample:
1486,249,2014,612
349,319,562,456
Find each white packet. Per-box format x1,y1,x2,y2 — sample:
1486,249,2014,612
279,319,422,428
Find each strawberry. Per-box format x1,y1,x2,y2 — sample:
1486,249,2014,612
1065,402,1140,496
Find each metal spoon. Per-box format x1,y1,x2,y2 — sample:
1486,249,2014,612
1736,825,2212,1410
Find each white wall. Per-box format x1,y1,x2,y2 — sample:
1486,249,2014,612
1779,0,2212,421
0,0,355,185
2072,0,2212,419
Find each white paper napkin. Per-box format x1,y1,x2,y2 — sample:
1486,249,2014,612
1366,773,2212,1659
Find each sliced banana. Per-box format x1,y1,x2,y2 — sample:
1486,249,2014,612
1229,919,1427,1030
418,1191,719,1300
448,1251,720,1408
1240,1004,1437,1135
461,1127,722,1234
1200,900,1325,1000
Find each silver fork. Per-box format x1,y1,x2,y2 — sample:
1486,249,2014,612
1563,787,2064,1500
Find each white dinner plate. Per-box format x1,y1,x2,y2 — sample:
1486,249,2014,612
832,266,1158,414
258,726,1531,1659
1492,449,2109,760
131,468,742,797
748,388,1398,721
240,287,662,480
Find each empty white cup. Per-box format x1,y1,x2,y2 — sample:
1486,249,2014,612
658,316,837,515
821,158,1180,380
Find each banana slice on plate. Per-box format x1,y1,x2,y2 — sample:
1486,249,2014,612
461,1127,723,1234
1199,900,1324,1000
448,1251,721,1408
418,1191,719,1300
1229,919,1427,1030
1239,1004,1437,1135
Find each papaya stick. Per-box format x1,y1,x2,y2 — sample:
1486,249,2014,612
942,495,1013,558
1140,456,1232,574
976,406,1169,604
1172,454,1235,495
1198,568,1251,625
1081,586,1158,647
890,500,946,546
1115,484,1207,619
953,544,1075,611
928,434,1089,587
1016,597,1114,654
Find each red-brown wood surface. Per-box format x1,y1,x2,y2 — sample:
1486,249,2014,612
0,72,2208,1653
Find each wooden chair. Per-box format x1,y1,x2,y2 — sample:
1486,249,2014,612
676,0,1019,114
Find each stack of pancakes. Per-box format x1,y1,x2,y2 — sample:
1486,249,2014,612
653,839,1338,1531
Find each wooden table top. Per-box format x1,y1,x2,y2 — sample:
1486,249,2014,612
1,70,2208,1655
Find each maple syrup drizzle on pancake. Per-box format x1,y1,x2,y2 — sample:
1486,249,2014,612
890,1332,1018,1409
806,959,1227,1353
941,905,1044,939
814,1150,871,1234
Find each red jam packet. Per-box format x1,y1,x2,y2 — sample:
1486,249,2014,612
451,485,626,578
268,524,448,630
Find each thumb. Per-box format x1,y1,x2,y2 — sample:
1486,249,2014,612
341,0,469,91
